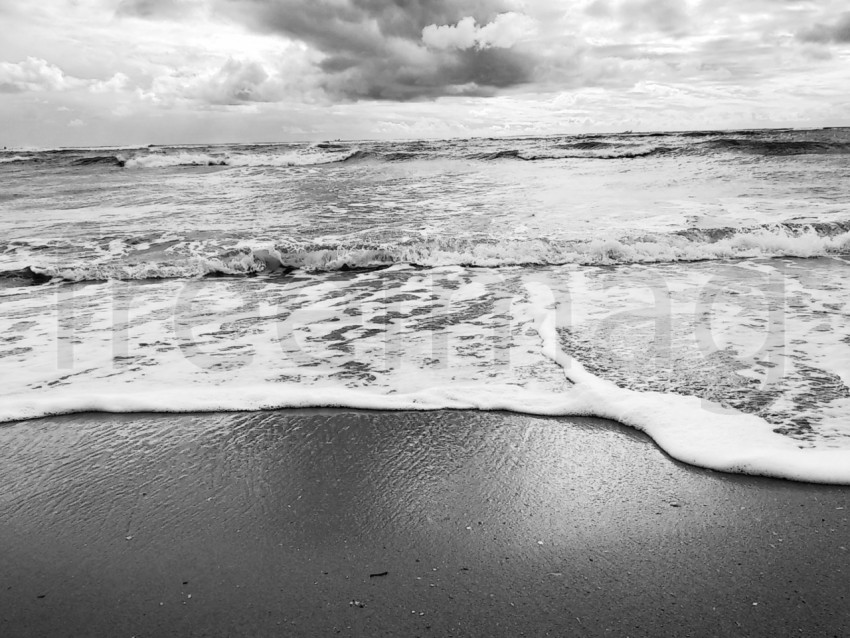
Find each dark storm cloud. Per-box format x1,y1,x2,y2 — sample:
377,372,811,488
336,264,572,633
222,0,509,45
797,12,850,44
324,46,535,100
212,0,536,100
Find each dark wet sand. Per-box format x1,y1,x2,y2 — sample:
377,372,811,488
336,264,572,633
1,409,849,637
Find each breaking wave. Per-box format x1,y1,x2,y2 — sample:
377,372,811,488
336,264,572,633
13,222,850,283
123,149,360,169
0,147,361,170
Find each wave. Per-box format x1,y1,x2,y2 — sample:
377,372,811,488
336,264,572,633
338,149,424,163
105,138,850,165
556,141,617,150
15,221,850,283
72,155,126,167
338,149,379,163
0,144,680,168
679,129,778,138
5,129,848,172
471,146,673,161
705,138,850,155
0,147,360,170
123,152,229,168
527,147,674,160
0,266,53,285
124,148,359,169
473,149,528,161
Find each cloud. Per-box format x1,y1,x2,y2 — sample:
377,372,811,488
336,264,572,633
422,16,481,50
617,0,689,35
146,58,293,105
797,12,850,44
0,58,135,96
89,72,132,93
213,0,536,100
422,12,536,50
324,45,535,100
583,0,689,35
198,58,275,103
115,0,202,19
0,57,77,93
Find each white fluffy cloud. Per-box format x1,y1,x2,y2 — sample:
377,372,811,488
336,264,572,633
89,72,132,93
422,12,537,50
0,57,78,93
0,58,134,95
144,57,317,106
187,58,278,104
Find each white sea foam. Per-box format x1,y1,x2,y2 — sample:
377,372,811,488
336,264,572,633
524,279,850,484
1,359,848,484
2,263,850,483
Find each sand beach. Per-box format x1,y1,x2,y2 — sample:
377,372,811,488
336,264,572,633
2,409,848,637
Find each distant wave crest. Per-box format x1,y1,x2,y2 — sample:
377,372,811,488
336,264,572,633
72,155,126,167
471,146,673,161
4,128,849,171
704,138,850,155
124,149,359,169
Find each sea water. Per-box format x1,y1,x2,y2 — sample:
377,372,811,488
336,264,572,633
2,128,850,483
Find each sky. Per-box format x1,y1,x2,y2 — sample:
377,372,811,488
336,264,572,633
1,0,849,147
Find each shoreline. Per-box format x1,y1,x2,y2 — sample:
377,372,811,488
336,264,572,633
2,409,849,636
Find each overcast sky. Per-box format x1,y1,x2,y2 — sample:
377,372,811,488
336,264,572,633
1,0,849,147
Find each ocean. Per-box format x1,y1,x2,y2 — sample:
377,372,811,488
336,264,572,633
2,128,850,483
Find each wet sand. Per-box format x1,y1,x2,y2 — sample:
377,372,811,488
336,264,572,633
1,409,849,637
